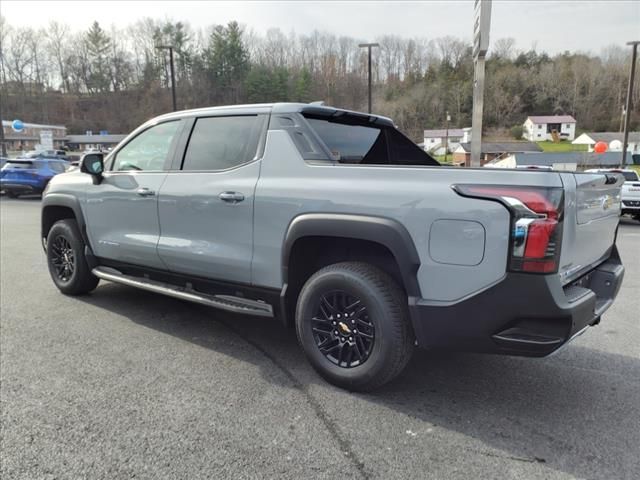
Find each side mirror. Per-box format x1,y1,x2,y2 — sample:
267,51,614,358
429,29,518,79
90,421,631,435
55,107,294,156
80,153,104,184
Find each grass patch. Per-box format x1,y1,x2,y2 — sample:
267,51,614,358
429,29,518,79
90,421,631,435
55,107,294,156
537,141,587,152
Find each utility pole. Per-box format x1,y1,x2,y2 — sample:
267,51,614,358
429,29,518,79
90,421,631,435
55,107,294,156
621,41,639,169
444,111,451,163
0,89,6,157
156,45,177,111
470,0,492,167
358,42,379,113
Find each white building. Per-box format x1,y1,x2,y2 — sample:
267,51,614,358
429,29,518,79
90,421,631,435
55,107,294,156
522,115,576,142
572,131,640,153
423,127,471,155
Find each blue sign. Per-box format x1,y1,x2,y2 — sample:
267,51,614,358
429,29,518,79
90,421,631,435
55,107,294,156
99,130,109,135
11,119,24,133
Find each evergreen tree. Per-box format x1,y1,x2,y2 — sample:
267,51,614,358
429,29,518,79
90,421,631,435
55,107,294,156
85,21,111,93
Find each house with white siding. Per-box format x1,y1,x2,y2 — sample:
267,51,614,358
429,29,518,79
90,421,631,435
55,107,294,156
423,127,471,155
522,115,576,142
572,131,640,153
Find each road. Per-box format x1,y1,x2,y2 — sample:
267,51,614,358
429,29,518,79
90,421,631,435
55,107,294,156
1,197,639,480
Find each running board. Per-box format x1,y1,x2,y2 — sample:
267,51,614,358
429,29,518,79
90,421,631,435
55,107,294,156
92,266,273,317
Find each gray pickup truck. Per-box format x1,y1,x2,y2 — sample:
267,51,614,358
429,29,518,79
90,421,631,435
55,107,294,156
41,103,625,390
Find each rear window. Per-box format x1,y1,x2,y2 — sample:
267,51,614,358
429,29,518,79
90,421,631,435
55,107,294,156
306,119,381,162
622,171,639,182
2,161,34,169
304,115,438,166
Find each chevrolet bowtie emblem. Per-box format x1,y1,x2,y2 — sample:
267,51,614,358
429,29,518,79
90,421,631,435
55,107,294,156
338,322,351,334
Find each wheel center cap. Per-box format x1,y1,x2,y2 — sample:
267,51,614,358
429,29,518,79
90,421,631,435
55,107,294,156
338,321,351,335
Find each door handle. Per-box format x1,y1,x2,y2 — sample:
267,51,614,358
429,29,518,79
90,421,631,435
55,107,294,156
136,187,155,197
219,191,245,203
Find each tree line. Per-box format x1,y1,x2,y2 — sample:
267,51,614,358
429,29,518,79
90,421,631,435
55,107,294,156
1,16,638,140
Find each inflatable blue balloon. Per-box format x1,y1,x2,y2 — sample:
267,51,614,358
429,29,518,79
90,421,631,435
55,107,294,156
11,119,24,132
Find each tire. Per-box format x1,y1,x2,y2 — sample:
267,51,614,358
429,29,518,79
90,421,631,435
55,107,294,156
295,261,414,391
46,219,99,295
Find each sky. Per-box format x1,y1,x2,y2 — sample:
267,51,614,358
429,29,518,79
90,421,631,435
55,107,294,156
1,0,639,55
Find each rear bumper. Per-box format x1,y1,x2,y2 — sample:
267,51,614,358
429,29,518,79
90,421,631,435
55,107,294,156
621,200,640,214
409,246,624,357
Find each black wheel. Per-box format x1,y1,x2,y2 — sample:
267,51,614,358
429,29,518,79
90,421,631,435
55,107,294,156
46,219,99,295
6,191,18,198
296,262,414,391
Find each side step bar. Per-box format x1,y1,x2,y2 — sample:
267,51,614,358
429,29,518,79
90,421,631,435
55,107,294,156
92,266,273,318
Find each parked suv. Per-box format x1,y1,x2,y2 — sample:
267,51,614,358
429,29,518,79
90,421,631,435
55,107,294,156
41,103,625,390
1,158,69,197
25,149,70,161
586,168,640,220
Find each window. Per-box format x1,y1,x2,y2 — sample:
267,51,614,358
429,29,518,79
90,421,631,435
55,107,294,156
538,124,543,129
112,121,180,171
306,118,381,162
182,116,263,171
304,115,439,166
48,161,67,173
2,161,34,170
565,124,571,129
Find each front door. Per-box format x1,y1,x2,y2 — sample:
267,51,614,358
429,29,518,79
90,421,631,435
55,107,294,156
84,120,183,270
157,114,266,284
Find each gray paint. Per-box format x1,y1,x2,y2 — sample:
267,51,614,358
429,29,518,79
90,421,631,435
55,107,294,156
84,172,169,270
156,162,261,283
43,103,623,307
429,220,485,266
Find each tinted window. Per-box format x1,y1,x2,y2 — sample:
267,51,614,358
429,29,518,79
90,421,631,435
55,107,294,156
622,171,639,182
305,116,438,166
182,116,263,171
306,118,381,162
2,161,34,169
113,121,180,171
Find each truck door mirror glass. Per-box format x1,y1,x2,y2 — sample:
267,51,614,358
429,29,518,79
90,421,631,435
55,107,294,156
81,153,104,183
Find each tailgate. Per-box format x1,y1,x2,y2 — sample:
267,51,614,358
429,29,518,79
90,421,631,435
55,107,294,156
622,181,640,201
558,172,623,283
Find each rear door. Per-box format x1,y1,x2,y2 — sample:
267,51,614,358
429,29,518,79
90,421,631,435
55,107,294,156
84,120,183,269
558,172,624,282
157,114,266,283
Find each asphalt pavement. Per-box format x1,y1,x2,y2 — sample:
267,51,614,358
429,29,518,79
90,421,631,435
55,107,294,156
1,196,639,479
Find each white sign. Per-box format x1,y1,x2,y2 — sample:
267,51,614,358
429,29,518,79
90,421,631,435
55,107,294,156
473,0,492,59
40,130,53,150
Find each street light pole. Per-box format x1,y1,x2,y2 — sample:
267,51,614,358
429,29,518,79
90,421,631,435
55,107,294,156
156,45,177,112
0,90,7,157
621,40,639,169
358,42,379,113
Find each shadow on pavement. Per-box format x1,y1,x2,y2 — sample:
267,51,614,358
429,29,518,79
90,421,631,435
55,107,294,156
75,281,639,480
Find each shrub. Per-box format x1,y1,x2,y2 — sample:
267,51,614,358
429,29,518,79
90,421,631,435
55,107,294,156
510,125,524,139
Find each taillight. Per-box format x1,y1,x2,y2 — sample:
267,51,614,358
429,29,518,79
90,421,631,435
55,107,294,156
453,185,564,274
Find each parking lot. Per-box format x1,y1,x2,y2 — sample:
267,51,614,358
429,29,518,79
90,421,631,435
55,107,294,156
1,196,638,480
